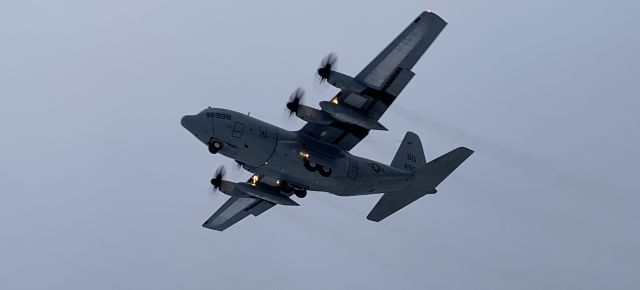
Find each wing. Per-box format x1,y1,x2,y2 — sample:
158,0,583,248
300,11,447,151
202,196,276,231
355,11,447,93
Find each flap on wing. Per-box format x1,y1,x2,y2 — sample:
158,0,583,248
203,197,256,231
357,11,447,90
203,197,273,231
202,185,283,231
384,68,415,97
246,200,276,216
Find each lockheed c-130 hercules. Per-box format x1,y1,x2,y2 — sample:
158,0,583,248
181,11,473,231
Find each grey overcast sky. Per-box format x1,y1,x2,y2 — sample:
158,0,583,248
1,0,639,289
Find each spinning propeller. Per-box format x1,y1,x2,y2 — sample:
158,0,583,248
317,52,337,82
286,87,305,117
285,53,339,119
210,166,226,191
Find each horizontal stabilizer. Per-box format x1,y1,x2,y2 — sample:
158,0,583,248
367,147,473,222
367,190,434,222
414,147,473,189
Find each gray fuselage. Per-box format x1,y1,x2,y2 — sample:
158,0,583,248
181,108,414,196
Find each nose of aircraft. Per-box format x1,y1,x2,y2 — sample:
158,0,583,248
181,114,204,137
180,115,196,132
182,114,213,144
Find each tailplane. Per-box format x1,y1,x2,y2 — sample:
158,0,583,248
367,133,473,222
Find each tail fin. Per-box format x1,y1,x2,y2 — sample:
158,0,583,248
390,131,427,171
367,145,473,222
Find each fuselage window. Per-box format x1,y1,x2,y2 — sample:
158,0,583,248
232,122,244,138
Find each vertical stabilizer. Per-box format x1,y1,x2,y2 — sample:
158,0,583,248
391,131,427,171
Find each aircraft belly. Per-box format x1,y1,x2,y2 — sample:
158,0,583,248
261,140,354,192
343,159,413,195
220,113,279,167
252,137,417,197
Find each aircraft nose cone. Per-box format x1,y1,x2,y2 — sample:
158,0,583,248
181,114,203,136
181,114,212,144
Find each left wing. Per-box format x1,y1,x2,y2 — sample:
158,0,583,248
300,11,447,151
203,180,299,231
202,197,276,231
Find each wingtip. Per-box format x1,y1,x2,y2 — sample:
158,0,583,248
424,10,438,16
421,10,447,25
366,214,383,222
457,147,474,155
202,221,226,231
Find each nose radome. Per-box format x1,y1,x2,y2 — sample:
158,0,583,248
180,115,195,131
181,114,213,144
181,115,202,135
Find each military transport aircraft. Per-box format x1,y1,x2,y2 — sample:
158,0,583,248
181,11,473,231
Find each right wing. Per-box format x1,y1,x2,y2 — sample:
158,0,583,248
202,197,275,231
300,11,447,151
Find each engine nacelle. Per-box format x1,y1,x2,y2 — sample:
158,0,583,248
218,180,299,206
298,70,389,130
325,71,367,93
